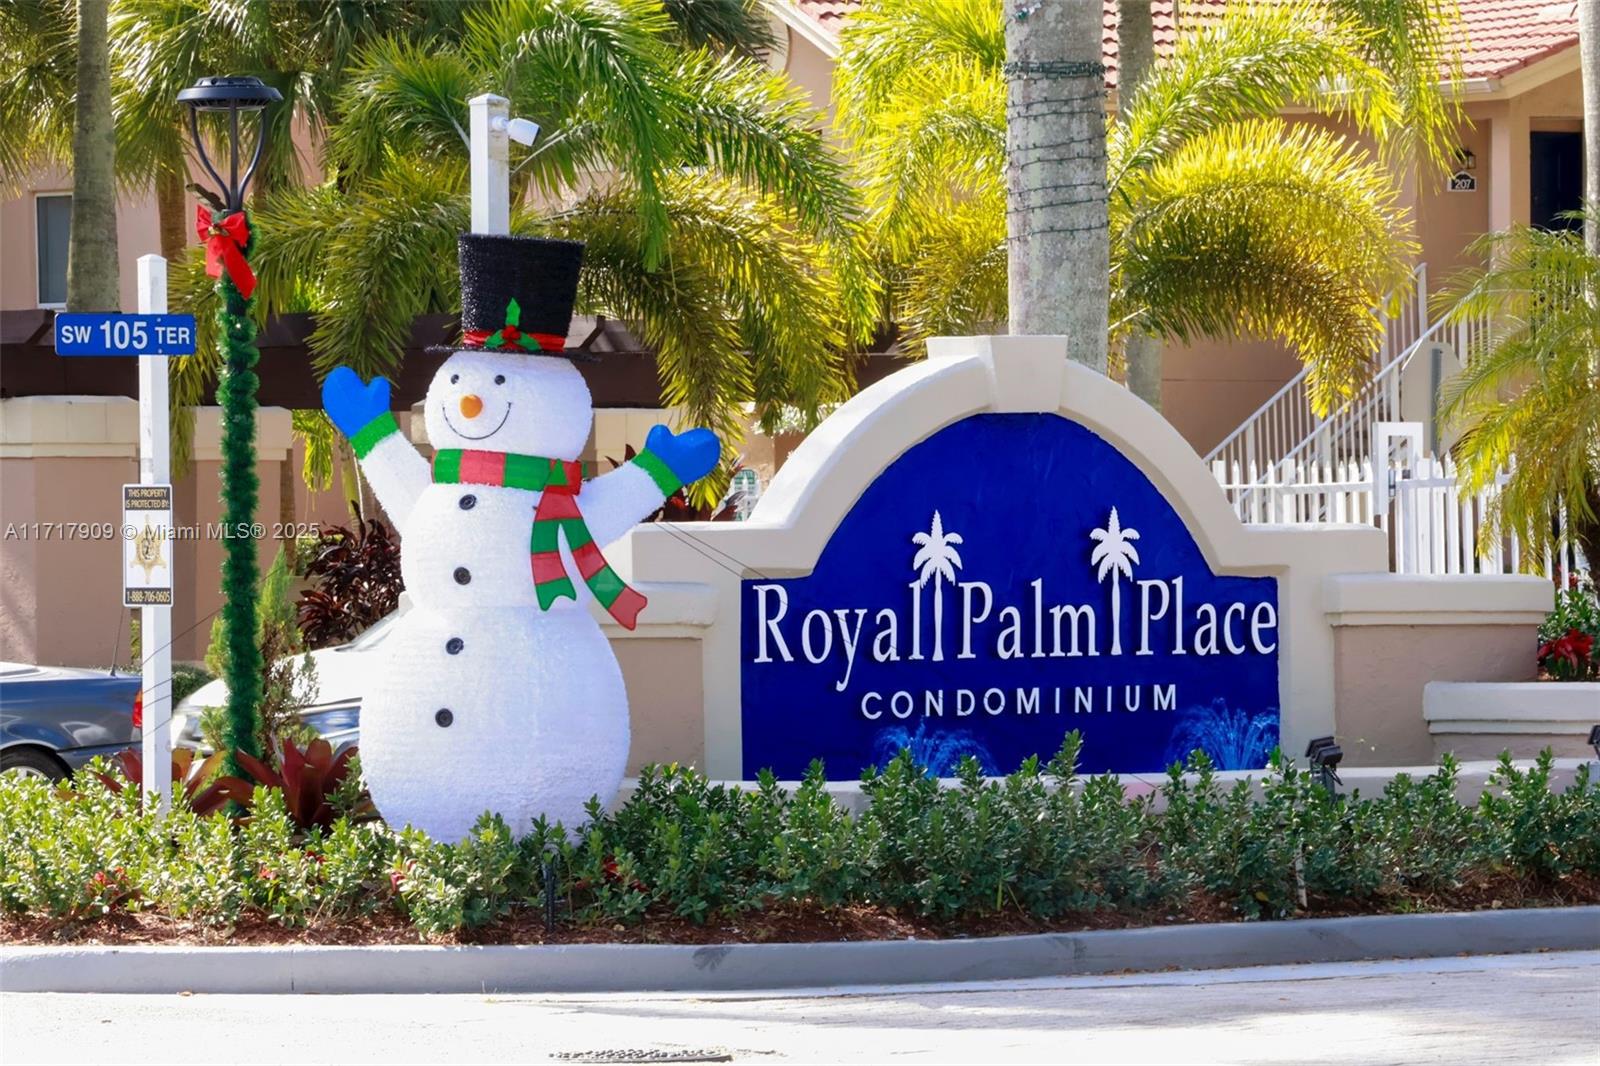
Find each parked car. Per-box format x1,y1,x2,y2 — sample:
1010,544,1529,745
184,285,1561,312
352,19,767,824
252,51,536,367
0,662,143,780
170,599,408,753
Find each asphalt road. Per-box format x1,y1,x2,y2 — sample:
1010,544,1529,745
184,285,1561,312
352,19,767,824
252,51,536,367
3,951,1596,1065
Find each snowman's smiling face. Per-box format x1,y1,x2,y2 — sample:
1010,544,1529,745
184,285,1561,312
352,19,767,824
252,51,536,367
425,349,593,459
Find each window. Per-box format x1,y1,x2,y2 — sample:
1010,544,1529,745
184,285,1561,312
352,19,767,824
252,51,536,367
36,193,71,308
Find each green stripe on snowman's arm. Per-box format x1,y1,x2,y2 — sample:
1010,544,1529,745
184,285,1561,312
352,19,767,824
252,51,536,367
631,448,683,497
350,412,401,459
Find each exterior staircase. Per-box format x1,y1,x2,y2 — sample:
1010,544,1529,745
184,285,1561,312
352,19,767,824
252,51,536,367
1203,264,1488,513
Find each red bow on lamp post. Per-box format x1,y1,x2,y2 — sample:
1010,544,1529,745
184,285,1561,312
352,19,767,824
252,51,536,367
195,206,257,299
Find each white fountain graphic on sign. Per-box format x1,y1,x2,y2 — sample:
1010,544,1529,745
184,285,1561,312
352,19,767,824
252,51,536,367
1089,507,1140,656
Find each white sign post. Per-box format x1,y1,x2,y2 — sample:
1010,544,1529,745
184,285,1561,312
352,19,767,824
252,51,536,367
136,254,174,813
469,93,511,236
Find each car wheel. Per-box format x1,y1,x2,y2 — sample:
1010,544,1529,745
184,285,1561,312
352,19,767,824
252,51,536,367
1,748,68,782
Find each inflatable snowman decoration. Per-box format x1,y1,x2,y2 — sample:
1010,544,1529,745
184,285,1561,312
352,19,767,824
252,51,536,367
321,234,719,841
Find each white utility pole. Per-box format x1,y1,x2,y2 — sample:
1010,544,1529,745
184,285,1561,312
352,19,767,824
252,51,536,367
136,254,173,813
469,93,511,236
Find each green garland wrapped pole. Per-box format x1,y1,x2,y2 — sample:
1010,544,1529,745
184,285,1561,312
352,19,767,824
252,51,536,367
178,77,281,774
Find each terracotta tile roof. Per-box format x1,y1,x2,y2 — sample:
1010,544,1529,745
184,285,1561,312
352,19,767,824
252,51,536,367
790,0,1578,85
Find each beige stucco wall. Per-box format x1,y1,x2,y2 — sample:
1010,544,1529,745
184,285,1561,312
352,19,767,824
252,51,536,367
615,637,706,771
1333,624,1539,765
0,397,304,665
1325,574,1551,766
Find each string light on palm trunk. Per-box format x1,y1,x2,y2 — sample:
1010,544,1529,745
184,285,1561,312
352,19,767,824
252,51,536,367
178,75,280,774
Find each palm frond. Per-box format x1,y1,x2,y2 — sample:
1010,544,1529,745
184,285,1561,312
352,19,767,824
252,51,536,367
0,0,75,184
324,38,480,183
658,0,775,56
834,0,1003,145
853,59,1004,254
1333,0,1467,174
1115,119,1415,411
1436,221,1600,559
463,0,678,262
1111,1,1400,191
896,193,1008,347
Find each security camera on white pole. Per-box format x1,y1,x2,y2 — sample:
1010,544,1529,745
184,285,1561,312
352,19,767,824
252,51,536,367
468,93,539,236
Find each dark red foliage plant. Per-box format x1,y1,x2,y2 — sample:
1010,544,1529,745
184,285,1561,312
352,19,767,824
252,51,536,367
296,514,402,648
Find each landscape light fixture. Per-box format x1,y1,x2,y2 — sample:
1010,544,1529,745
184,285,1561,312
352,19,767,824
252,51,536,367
177,74,280,776
1588,724,1600,762
176,76,282,213
1305,735,1343,797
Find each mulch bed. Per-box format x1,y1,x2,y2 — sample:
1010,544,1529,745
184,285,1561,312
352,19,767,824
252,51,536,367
4,873,1595,948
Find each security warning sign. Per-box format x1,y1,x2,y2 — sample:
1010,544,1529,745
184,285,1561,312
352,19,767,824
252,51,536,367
123,484,174,607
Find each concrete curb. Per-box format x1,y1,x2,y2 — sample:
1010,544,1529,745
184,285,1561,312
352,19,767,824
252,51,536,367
4,907,1598,994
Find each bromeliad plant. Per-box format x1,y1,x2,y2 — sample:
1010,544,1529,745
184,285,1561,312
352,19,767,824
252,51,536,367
296,514,404,648
229,737,372,832
76,747,247,816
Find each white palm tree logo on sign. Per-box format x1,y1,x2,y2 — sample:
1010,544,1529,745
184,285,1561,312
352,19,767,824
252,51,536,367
1090,507,1140,655
912,510,963,661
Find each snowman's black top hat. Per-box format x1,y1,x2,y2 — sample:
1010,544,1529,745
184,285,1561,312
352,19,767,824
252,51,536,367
429,233,593,361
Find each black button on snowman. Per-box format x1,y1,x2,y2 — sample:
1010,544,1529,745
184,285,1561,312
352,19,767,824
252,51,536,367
321,233,721,842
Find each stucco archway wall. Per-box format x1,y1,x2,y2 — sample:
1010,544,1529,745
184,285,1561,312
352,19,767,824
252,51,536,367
625,335,1389,778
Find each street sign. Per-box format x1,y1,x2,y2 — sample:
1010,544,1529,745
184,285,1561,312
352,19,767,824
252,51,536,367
123,484,174,607
55,313,197,356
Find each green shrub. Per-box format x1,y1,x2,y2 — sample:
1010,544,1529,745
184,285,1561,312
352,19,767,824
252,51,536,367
2,738,1597,940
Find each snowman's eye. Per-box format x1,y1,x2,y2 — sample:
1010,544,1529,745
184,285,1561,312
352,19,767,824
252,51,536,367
450,374,459,384
494,374,506,385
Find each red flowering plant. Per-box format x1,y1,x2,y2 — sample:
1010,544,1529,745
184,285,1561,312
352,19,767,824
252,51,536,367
1538,628,1597,681
1537,573,1599,681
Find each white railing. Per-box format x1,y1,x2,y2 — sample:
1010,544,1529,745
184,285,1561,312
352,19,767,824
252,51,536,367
1204,264,1429,478
1393,455,1589,579
1211,452,1590,579
1211,457,1380,525
1208,313,1491,515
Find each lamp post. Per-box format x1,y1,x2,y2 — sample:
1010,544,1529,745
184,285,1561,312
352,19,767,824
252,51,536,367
178,75,280,772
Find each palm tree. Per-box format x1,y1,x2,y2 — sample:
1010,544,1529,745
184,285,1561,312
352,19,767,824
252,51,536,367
1117,0,1159,407
164,0,872,504
1090,507,1139,655
836,0,1452,414
69,0,120,311
1437,218,1600,569
1004,0,1109,369
911,510,963,662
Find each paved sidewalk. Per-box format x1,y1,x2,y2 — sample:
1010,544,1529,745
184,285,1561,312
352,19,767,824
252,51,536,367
3,951,1596,1065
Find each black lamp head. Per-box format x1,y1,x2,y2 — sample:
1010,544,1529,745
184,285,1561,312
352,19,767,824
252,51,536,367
1588,724,1600,760
177,76,281,213
177,75,281,111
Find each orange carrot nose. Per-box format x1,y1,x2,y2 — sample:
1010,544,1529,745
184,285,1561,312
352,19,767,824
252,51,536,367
459,394,483,419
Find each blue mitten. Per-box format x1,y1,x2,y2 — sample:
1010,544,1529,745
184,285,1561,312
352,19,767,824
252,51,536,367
322,367,392,440
645,424,721,485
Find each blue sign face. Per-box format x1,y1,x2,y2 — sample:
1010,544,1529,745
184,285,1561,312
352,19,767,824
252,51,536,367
54,313,196,356
740,414,1280,779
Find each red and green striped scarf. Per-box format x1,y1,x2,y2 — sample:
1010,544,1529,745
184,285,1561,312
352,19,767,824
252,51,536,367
431,448,681,630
